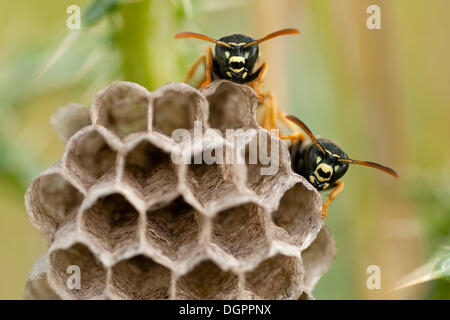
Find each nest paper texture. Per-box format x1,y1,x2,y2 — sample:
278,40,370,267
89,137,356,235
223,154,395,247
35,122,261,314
24,80,335,300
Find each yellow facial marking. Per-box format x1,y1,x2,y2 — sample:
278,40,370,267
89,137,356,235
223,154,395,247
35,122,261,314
226,71,232,78
242,72,247,79
314,163,333,182
225,51,230,59
333,154,340,158
316,156,321,164
245,51,250,59
325,149,332,155
334,165,339,172
322,183,330,190
309,175,315,184
229,67,244,73
229,56,245,64
228,42,246,46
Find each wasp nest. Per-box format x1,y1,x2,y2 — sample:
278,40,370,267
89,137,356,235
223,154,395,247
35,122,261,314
24,80,335,300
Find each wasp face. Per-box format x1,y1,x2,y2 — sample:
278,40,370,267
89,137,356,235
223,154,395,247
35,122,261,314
304,139,349,191
215,34,259,83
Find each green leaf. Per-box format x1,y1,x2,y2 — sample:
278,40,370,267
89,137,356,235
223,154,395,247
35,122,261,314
392,245,450,292
83,0,120,27
433,247,450,281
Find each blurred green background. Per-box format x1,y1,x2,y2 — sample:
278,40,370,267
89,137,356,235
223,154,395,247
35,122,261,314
0,0,449,299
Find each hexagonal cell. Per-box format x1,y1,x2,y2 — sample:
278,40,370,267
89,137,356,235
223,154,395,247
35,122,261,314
302,227,336,292
65,129,117,189
204,81,258,134
24,255,61,300
48,243,106,299
51,103,91,143
185,160,243,214
175,260,239,299
81,193,140,254
271,183,322,248
146,197,199,261
244,254,301,300
94,82,150,139
211,203,269,265
109,255,171,300
151,84,206,137
123,139,178,202
26,171,83,239
242,130,291,200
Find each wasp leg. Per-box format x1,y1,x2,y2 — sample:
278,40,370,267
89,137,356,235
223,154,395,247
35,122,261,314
321,180,344,218
248,62,300,136
280,132,305,144
260,92,278,133
278,110,303,134
259,93,283,135
196,76,206,88
260,93,304,143
184,54,206,84
251,62,268,101
200,46,213,88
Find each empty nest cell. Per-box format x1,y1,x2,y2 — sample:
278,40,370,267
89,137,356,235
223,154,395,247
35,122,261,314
211,203,269,265
27,172,82,238
123,139,178,202
271,183,322,248
50,103,91,142
65,129,117,189
48,243,106,299
94,82,149,139
151,87,203,137
81,193,140,254
145,197,199,261
244,254,301,300
242,130,289,199
109,255,171,300
26,80,334,300
301,227,336,292
186,160,240,214
206,81,256,134
175,260,239,299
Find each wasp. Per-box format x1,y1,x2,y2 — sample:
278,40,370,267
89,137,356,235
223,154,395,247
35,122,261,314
174,28,300,131
282,115,398,218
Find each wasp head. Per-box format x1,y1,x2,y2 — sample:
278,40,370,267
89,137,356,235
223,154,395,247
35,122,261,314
175,28,300,83
304,139,349,191
214,34,259,83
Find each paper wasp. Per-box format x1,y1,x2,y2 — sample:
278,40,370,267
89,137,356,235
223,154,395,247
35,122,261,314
174,28,300,131
283,115,398,218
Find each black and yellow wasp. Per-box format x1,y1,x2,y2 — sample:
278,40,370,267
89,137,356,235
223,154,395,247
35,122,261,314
175,28,300,131
283,115,398,218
